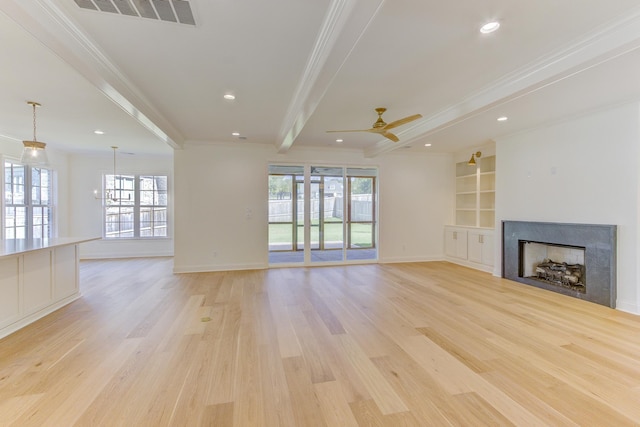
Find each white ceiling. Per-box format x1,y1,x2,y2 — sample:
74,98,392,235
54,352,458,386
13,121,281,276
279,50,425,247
2,0,640,157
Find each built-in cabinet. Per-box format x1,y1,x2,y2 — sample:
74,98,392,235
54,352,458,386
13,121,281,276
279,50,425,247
448,153,496,273
468,229,494,266
456,155,495,228
445,226,494,272
444,228,468,259
0,238,97,339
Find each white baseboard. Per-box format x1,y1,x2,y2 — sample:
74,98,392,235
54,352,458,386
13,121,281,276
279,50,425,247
443,256,494,274
173,262,267,273
379,255,441,264
81,251,173,259
615,300,639,315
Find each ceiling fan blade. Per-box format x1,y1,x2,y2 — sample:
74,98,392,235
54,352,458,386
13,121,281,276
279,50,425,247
381,131,399,142
383,114,422,130
326,129,373,133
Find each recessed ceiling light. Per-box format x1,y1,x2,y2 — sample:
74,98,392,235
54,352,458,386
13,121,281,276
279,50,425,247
94,130,105,135
497,116,508,122
336,139,343,143
232,132,240,136
424,143,432,147
224,94,236,100
480,21,500,34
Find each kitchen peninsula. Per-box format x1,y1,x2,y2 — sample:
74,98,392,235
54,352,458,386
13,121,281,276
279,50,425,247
0,237,99,339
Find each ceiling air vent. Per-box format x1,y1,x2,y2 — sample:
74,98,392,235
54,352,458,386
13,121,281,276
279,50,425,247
74,0,195,26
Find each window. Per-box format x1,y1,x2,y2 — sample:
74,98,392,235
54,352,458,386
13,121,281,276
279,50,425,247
4,161,53,239
102,174,168,239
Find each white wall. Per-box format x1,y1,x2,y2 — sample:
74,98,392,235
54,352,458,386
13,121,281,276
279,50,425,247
173,142,453,273
495,102,640,313
68,151,174,258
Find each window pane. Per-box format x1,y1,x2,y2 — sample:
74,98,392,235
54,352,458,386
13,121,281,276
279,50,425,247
13,184,24,205
153,207,167,236
4,162,11,185
155,191,167,205
140,190,154,205
41,187,49,205
41,169,50,187
5,207,15,228
5,184,12,204
155,176,167,191
32,185,41,205
32,168,41,186
16,207,26,226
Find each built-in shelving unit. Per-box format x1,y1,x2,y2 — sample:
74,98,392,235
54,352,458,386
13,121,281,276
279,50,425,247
455,155,495,228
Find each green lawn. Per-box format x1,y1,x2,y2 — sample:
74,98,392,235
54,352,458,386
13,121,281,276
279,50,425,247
269,220,373,248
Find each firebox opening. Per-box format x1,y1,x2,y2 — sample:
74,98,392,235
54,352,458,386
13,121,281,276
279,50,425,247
518,240,586,293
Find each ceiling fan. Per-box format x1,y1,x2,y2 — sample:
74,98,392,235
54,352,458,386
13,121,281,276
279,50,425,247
327,107,422,142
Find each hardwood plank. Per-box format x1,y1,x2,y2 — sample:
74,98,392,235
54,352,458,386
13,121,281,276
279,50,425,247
0,259,639,425
453,392,515,426
202,402,234,427
0,394,44,426
282,356,328,427
335,334,409,415
314,381,359,427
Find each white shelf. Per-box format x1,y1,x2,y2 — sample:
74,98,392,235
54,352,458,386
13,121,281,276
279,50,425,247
454,155,495,227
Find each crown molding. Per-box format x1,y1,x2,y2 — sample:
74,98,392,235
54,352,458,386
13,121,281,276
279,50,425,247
366,5,640,158
0,0,184,149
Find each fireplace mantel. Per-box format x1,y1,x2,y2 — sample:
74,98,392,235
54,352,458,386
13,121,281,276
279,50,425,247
502,221,616,307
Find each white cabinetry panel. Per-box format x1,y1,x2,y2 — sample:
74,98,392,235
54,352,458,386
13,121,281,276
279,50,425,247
444,226,494,273
54,245,78,300
0,257,20,328
23,249,53,314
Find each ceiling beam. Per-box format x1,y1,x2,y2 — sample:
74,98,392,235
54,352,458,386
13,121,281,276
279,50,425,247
276,0,385,153
0,0,184,150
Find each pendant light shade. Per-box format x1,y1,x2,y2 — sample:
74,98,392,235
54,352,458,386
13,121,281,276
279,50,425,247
21,101,49,166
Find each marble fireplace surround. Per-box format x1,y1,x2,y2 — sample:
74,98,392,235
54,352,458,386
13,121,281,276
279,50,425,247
502,221,616,308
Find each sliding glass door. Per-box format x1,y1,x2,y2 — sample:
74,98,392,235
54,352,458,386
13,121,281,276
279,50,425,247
347,168,376,261
268,164,377,265
309,166,344,263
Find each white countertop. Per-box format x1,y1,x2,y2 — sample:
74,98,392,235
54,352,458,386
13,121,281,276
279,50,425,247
0,237,100,258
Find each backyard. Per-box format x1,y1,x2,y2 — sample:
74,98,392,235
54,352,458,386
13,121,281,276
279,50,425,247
269,219,374,249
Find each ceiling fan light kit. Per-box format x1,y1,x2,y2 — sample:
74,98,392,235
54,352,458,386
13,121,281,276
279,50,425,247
327,107,422,142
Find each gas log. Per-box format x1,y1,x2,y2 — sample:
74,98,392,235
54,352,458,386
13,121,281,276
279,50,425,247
535,258,584,288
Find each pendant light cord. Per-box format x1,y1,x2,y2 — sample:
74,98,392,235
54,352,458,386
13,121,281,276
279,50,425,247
32,103,37,142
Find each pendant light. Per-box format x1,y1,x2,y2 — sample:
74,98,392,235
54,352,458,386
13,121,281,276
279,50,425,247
21,101,49,166
94,146,130,202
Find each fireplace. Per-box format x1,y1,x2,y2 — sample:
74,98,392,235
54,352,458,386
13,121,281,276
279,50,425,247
503,221,616,307
519,241,585,292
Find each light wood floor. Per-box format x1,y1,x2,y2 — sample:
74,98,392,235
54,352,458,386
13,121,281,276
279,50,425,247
1,259,640,426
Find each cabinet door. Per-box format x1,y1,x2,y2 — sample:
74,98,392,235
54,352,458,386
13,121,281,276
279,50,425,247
481,233,494,267
468,231,495,267
456,230,468,259
444,230,458,257
445,229,467,259
467,231,482,263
